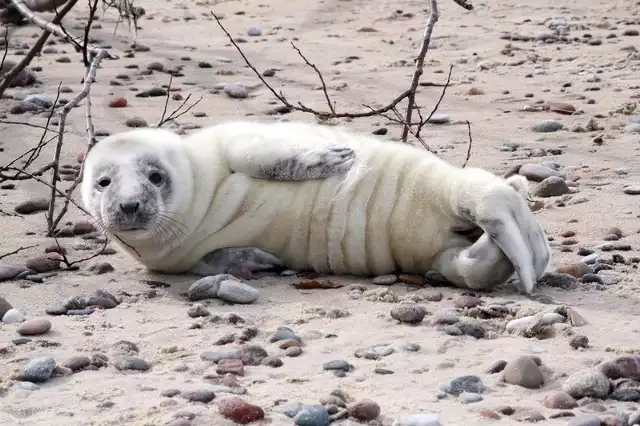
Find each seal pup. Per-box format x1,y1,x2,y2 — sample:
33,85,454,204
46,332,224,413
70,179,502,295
81,120,551,294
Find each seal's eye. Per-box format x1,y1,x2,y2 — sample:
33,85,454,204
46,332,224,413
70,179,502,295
97,177,111,188
148,171,163,186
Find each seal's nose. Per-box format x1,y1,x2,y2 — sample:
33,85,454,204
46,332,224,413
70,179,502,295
120,202,140,215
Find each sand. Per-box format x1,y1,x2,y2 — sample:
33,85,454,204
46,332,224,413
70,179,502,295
0,0,639,425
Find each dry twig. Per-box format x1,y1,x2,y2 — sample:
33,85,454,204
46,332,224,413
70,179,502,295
0,245,36,260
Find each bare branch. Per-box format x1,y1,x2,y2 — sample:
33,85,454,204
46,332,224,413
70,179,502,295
461,120,473,168
0,245,36,260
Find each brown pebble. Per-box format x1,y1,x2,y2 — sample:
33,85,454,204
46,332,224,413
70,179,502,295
217,397,265,424
25,256,60,273
125,117,148,128
542,391,578,409
16,318,52,336
454,295,482,309
397,274,425,286
347,399,380,421
548,102,576,115
278,339,301,349
606,227,623,238
216,359,244,376
569,334,589,349
14,198,49,215
561,238,578,246
560,230,576,238
62,355,91,372
390,304,427,324
556,262,593,278
478,410,501,420
109,97,128,108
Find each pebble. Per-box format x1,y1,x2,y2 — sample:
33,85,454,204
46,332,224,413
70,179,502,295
323,360,351,372
0,263,29,281
373,274,397,285
108,97,128,108
14,197,49,215
570,335,589,349
217,396,264,423
623,185,640,195
237,345,268,365
216,359,244,376
16,318,51,336
543,391,578,409
217,280,260,304
135,87,167,97
532,120,564,132
347,399,380,421
426,113,450,124
538,272,578,289
188,274,234,301
187,303,210,318
125,117,148,128
182,389,216,403
442,375,484,395
567,415,602,426
454,295,482,309
111,356,151,371
247,26,262,36
390,305,427,324
285,346,303,357
269,326,302,343
224,83,249,99
503,356,545,389
62,355,91,372
556,262,593,278
535,176,570,197
519,164,565,182
294,405,330,426
3,308,25,323
562,368,610,399
261,356,283,367
392,414,442,426
18,356,56,382
598,355,640,379
623,123,640,134
459,392,483,403
19,381,40,391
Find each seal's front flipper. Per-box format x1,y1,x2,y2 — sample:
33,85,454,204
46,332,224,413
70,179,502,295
190,247,286,277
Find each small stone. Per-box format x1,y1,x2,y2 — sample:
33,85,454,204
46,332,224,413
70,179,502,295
187,303,210,318
247,26,262,36
623,185,640,195
217,397,264,423
111,356,150,371
14,198,50,215
562,368,610,399
269,326,302,343
224,84,248,99
543,391,578,409
0,297,13,318
597,355,640,379
535,176,570,197
323,360,351,372
538,272,578,289
62,355,91,372
2,308,25,324
217,280,260,304
260,356,283,367
373,274,397,285
16,318,51,336
623,123,640,134
548,102,576,115
188,274,234,301
147,62,164,71
570,335,589,349
216,359,244,376
135,87,167,98
237,345,268,365
442,375,484,396
459,392,483,404
182,389,216,403
347,399,380,421
519,164,565,182
426,113,450,124
454,295,482,308
566,414,602,426
390,305,427,324
109,97,128,108
285,346,303,357
392,413,442,426
487,360,508,374
556,262,593,278
18,357,56,382
532,120,563,132
25,256,60,273
161,389,181,397
0,263,29,281
125,117,148,128
294,405,330,426
503,356,544,389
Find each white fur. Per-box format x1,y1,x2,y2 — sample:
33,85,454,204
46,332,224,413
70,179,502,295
81,120,552,293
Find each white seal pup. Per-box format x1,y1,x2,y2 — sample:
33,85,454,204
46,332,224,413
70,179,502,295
81,120,551,294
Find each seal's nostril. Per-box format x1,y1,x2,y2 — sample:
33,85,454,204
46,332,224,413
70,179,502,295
120,202,139,215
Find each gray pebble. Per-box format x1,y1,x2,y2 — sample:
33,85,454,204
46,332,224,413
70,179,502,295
402,343,421,352
18,357,56,382
182,389,215,403
269,326,302,343
532,120,564,133
24,94,54,109
0,263,29,281
294,405,330,426
19,381,40,391
519,164,565,182
223,83,248,99
503,356,544,389
188,274,235,301
623,123,640,134
442,375,484,396
217,280,260,304
275,402,303,418
373,274,397,285
247,26,262,36
566,414,602,426
426,113,450,124
2,308,25,324
459,391,483,404
623,185,640,195
534,176,570,197
200,350,240,363
323,360,351,372
111,356,151,371
285,346,303,357
562,368,610,399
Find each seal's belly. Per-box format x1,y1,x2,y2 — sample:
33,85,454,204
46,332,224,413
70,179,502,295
207,145,457,276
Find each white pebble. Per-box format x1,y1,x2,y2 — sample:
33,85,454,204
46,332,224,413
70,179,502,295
393,413,442,426
2,308,25,324
19,381,40,391
541,312,565,325
217,280,260,304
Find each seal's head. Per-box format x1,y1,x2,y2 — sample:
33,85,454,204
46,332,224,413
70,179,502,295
81,128,193,246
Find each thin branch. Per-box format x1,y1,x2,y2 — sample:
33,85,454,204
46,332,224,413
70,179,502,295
401,0,440,142
0,0,79,97
53,234,108,268
461,120,473,168
415,64,453,140
156,74,204,128
0,245,36,260
290,42,335,116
